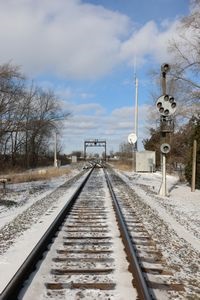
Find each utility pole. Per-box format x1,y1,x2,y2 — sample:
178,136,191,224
133,71,139,171
134,77,139,152
128,66,139,171
54,131,58,167
191,139,197,192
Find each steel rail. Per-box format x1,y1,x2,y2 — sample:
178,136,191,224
0,168,94,300
104,169,153,300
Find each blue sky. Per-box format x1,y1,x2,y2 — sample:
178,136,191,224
0,0,190,155
84,0,189,23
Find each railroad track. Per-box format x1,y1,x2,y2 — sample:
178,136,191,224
0,165,185,299
106,167,185,299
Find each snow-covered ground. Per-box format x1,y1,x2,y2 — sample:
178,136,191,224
0,168,79,229
0,167,87,293
0,168,199,298
117,171,200,250
114,170,200,298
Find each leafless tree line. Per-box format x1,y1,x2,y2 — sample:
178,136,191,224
167,0,200,121
0,63,69,169
147,0,200,131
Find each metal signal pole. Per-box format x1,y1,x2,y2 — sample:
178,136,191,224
156,64,177,196
160,65,168,196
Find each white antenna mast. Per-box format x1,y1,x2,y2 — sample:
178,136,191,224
134,57,138,151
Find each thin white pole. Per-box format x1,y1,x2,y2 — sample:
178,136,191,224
191,139,197,192
134,77,138,151
54,131,58,167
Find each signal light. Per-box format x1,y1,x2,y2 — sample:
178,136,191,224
164,95,169,101
161,63,170,73
164,109,169,115
171,102,176,108
157,102,162,108
159,107,164,113
160,143,171,154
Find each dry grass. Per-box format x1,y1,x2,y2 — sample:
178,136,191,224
0,167,71,184
110,160,133,172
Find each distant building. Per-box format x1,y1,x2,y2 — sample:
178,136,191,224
136,151,155,172
71,155,77,163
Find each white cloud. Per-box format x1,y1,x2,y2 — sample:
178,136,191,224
0,0,183,79
120,20,180,67
0,0,130,79
79,92,94,100
63,102,105,115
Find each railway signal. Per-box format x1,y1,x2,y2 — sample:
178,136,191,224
156,95,177,116
160,143,171,154
84,139,106,161
157,63,177,197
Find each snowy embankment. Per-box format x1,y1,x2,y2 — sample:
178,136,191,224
0,167,87,293
117,171,200,250
114,170,200,298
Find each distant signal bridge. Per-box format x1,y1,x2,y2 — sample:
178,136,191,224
84,139,106,161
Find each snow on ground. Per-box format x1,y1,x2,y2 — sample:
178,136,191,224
0,177,66,227
114,169,200,298
0,164,83,229
0,166,86,293
117,171,200,249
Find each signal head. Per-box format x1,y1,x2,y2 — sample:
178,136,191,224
160,143,171,154
156,95,177,116
161,63,170,73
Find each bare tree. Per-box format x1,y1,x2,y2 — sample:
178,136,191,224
0,63,70,169
0,63,26,165
144,1,200,173
118,142,132,160
168,0,200,117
